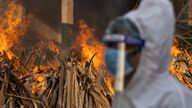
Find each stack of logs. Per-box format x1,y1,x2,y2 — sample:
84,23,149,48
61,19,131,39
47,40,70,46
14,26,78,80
0,41,113,108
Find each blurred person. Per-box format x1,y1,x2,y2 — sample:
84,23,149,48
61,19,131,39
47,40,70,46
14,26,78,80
103,0,192,108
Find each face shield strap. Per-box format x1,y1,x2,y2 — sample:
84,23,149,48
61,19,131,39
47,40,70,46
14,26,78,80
103,34,145,48
125,36,145,48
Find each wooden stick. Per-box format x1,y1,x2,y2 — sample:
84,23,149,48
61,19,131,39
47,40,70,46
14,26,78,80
57,67,64,107
62,83,67,108
66,69,72,108
49,84,58,107
6,94,45,107
20,105,24,108
8,97,14,108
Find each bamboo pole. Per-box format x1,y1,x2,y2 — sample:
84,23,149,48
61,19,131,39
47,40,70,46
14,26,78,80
62,0,74,24
61,0,74,47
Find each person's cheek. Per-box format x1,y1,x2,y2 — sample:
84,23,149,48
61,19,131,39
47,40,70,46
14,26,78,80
130,53,141,67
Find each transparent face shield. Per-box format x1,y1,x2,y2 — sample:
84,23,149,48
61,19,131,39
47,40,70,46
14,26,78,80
104,35,145,75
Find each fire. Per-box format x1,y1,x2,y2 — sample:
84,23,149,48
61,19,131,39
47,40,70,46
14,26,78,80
48,40,60,55
75,20,106,69
74,20,114,95
0,0,27,59
0,0,49,94
170,40,192,90
171,46,181,57
170,45,182,77
32,66,47,94
104,77,115,95
0,2,112,95
30,41,60,94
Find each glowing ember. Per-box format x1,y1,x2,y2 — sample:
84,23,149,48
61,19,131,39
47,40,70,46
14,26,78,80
75,20,106,70
32,66,47,94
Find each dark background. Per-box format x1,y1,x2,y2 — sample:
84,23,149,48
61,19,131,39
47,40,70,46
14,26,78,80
21,0,139,41
19,0,184,43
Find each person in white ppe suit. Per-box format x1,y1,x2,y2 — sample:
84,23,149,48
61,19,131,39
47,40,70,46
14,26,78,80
103,0,192,108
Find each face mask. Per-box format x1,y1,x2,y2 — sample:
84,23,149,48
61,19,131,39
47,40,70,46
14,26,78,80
105,48,133,75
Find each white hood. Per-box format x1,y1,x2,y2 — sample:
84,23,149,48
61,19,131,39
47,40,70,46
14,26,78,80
124,0,175,79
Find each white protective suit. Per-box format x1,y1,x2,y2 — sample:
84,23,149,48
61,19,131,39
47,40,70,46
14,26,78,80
113,0,192,108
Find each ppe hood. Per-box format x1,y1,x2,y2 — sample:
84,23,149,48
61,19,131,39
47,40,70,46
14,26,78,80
124,0,175,85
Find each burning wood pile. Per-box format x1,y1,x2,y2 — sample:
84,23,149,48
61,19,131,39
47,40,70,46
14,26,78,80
170,37,192,90
170,0,192,90
0,42,113,108
0,1,114,107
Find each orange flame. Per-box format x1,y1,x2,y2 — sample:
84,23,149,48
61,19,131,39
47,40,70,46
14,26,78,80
170,43,192,89
75,20,114,95
170,46,181,76
75,20,105,69
32,66,47,94
0,0,27,59
171,46,181,57
104,77,115,95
